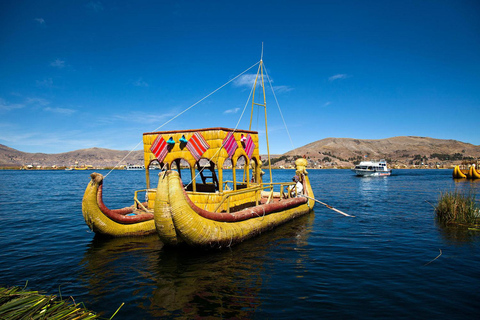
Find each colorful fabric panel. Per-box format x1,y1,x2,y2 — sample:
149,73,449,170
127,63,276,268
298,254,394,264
244,134,255,159
150,135,168,162
223,132,238,158
186,132,210,160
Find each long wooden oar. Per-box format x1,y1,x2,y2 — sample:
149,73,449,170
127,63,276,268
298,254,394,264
302,195,355,217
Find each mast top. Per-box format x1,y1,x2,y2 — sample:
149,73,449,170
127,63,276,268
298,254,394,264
260,42,264,62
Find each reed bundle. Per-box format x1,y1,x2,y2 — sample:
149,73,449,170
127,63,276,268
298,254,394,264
435,191,480,225
0,286,103,319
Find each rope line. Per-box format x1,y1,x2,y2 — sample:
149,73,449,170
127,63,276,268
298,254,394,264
150,60,260,133
263,63,295,151
184,74,256,190
104,141,143,179
104,60,260,179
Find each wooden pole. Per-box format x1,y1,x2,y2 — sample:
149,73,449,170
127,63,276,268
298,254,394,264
302,195,355,217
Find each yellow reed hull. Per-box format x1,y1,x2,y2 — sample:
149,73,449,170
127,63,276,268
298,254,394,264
82,173,156,237
452,166,467,179
468,166,480,179
154,170,315,249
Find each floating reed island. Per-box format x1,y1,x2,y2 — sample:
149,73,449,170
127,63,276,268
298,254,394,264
0,286,118,319
435,191,480,227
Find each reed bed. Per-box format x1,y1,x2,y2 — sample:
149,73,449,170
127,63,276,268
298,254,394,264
0,286,111,319
435,191,480,226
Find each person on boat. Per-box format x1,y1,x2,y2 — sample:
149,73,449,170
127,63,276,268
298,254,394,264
250,159,265,183
289,175,303,197
240,134,247,146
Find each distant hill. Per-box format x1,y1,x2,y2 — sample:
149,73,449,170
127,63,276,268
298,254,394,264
280,136,480,168
0,144,143,168
1,136,479,169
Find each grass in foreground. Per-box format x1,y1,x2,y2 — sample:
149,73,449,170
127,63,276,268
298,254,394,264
0,285,121,320
435,191,480,226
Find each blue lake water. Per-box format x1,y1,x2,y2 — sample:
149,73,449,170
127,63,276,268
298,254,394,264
0,169,479,319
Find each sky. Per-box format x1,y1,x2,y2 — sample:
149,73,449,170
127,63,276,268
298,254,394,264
1,0,479,155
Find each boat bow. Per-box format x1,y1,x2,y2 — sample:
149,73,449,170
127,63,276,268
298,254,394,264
82,173,156,237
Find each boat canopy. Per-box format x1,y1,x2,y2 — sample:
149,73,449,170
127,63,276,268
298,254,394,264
143,127,261,192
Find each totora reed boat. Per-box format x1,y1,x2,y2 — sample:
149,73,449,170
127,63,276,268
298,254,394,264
82,56,315,248
453,164,480,179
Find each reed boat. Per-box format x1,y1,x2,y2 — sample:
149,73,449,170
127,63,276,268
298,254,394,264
453,165,480,179
452,165,468,179
82,53,316,245
468,165,480,179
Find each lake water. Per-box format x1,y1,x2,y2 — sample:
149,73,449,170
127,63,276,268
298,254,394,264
0,169,479,319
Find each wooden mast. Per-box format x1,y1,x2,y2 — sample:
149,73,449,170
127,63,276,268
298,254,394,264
249,44,273,184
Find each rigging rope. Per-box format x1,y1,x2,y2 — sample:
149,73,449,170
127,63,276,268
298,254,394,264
263,63,295,151
183,75,256,190
104,60,261,179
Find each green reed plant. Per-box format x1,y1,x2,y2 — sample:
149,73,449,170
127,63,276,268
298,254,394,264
0,286,116,319
435,191,479,225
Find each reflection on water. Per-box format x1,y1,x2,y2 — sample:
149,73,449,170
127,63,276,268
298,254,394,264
435,221,480,245
357,176,389,203
79,212,315,318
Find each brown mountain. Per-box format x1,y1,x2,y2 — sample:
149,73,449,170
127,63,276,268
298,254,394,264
281,136,480,168
1,136,479,169
0,144,143,168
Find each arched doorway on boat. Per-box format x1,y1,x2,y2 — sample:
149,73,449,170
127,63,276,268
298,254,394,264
221,158,234,191
188,158,219,193
147,159,163,188
145,158,192,190
249,157,263,184
170,158,194,187
233,155,250,190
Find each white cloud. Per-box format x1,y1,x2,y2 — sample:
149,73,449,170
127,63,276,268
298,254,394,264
111,111,177,125
223,108,240,114
328,74,350,82
0,97,51,112
0,98,25,111
0,129,104,153
234,74,292,94
25,97,50,107
50,59,65,68
44,107,76,115
34,18,45,25
323,101,332,107
233,74,260,88
133,78,149,87
273,85,293,93
36,78,54,88
87,1,104,13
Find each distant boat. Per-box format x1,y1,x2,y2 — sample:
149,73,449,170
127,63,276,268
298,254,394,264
65,168,73,171
453,164,480,179
126,164,145,170
352,159,391,177
74,165,93,170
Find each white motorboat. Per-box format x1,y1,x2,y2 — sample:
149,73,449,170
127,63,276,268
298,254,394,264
352,159,391,177
125,164,145,170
